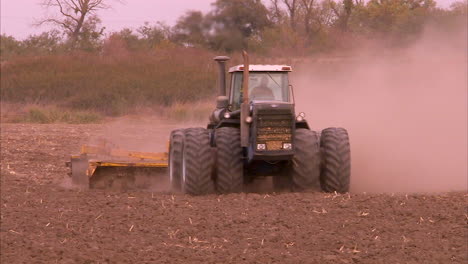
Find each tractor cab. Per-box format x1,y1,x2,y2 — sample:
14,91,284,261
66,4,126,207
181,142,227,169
165,54,351,195
228,65,293,110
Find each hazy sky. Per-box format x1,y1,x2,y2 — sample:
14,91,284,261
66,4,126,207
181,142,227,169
0,0,460,39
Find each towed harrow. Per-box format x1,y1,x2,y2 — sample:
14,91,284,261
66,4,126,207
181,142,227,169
66,140,168,189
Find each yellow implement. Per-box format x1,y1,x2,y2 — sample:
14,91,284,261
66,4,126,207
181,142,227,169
67,140,168,189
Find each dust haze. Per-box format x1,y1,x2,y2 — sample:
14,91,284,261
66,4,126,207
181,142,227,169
91,116,197,153
294,23,467,193
85,116,204,192
90,23,467,194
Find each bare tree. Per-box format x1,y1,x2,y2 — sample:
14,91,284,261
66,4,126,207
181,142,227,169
282,0,298,30
328,0,354,31
300,0,315,35
38,0,119,47
269,0,284,24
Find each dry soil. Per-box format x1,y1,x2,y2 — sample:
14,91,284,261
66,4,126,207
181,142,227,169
1,123,466,264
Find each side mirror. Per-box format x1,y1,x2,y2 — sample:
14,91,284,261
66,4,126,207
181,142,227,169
216,96,229,109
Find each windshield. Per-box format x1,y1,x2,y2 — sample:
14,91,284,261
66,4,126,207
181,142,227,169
230,72,290,110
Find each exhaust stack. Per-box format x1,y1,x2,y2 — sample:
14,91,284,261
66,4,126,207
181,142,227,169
214,56,230,96
240,51,250,147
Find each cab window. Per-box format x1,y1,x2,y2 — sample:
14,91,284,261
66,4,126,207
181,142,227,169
229,72,289,110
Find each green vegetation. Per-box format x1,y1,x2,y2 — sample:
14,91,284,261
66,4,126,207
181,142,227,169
0,0,466,123
9,106,102,124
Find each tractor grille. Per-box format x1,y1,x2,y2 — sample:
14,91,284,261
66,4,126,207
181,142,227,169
256,109,293,151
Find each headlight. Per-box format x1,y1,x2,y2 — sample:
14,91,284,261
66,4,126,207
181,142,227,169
224,112,231,119
257,143,266,151
283,143,292,150
296,112,306,122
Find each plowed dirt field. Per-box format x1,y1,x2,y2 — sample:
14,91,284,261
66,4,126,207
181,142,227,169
1,123,466,264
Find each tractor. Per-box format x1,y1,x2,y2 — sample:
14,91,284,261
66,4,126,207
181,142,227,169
168,52,351,195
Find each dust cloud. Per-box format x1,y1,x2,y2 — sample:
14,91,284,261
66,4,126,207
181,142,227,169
87,116,204,192
294,23,467,193
91,116,202,152
83,23,467,194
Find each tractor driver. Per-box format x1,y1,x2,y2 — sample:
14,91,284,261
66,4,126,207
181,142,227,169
250,75,275,101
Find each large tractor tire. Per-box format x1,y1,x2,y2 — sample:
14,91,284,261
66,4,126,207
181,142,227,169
320,127,351,193
215,127,243,193
181,128,215,195
289,129,321,191
169,129,185,192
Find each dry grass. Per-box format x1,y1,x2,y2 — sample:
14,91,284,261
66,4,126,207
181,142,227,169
0,101,218,124
162,101,214,121
1,103,102,124
1,47,217,116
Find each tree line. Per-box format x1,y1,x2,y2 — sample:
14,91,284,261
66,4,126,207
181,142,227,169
1,0,467,59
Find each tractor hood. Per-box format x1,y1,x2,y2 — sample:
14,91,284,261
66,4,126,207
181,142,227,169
249,101,295,161
250,100,294,108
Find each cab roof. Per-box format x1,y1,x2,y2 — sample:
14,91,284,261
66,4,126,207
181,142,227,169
228,65,292,73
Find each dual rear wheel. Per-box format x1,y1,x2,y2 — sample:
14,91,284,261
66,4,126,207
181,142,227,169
169,128,214,195
168,127,243,195
169,127,350,194
274,127,351,193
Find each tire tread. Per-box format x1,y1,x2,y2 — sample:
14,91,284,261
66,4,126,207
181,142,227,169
215,127,243,193
320,127,351,193
290,129,321,191
183,128,215,195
